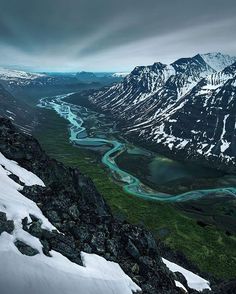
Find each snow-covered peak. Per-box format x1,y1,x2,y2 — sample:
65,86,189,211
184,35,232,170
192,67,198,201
172,54,215,77
0,67,45,81
194,60,236,93
124,62,175,93
112,72,129,78
200,52,236,72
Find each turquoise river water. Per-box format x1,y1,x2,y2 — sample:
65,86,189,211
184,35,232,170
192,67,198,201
38,94,236,202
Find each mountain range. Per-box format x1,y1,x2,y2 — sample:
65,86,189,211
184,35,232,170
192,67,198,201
0,68,126,89
0,67,82,90
75,71,127,84
0,53,236,293
87,53,236,172
0,68,113,131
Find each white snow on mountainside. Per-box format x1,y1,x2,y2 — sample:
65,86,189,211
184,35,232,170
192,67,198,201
0,152,140,294
201,52,236,72
0,151,212,293
0,67,45,81
162,258,211,292
112,72,129,77
89,52,236,171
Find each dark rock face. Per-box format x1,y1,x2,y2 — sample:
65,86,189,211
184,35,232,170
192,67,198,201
14,240,39,256
0,212,14,235
212,280,236,294
0,117,183,293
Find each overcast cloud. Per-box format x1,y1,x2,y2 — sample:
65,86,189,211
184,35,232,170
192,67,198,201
0,0,235,71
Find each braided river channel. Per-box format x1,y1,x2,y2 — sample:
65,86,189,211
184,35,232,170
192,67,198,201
38,93,236,202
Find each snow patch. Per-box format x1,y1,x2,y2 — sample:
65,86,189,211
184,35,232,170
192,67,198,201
175,281,188,292
0,153,45,187
162,258,211,292
112,72,129,77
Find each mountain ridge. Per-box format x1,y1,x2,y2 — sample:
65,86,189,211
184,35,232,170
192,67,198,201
87,52,236,172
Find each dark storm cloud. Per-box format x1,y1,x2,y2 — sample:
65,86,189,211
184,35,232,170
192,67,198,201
0,0,235,71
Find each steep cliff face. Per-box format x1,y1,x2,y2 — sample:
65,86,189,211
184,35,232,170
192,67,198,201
0,117,189,294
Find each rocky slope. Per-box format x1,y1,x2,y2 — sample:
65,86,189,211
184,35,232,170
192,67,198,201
87,53,236,172
0,116,194,294
0,84,36,133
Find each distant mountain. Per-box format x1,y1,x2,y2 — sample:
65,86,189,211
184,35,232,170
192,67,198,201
0,67,106,132
0,67,77,130
0,67,46,81
0,67,101,95
0,67,112,115
112,72,129,78
0,67,57,88
0,67,127,93
76,71,97,80
76,71,127,85
88,53,236,172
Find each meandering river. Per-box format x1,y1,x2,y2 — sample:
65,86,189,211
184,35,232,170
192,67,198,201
38,94,236,202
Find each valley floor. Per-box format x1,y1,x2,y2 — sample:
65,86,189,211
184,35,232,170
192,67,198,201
34,107,236,281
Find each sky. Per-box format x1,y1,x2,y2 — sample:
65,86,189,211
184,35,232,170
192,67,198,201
0,0,235,72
